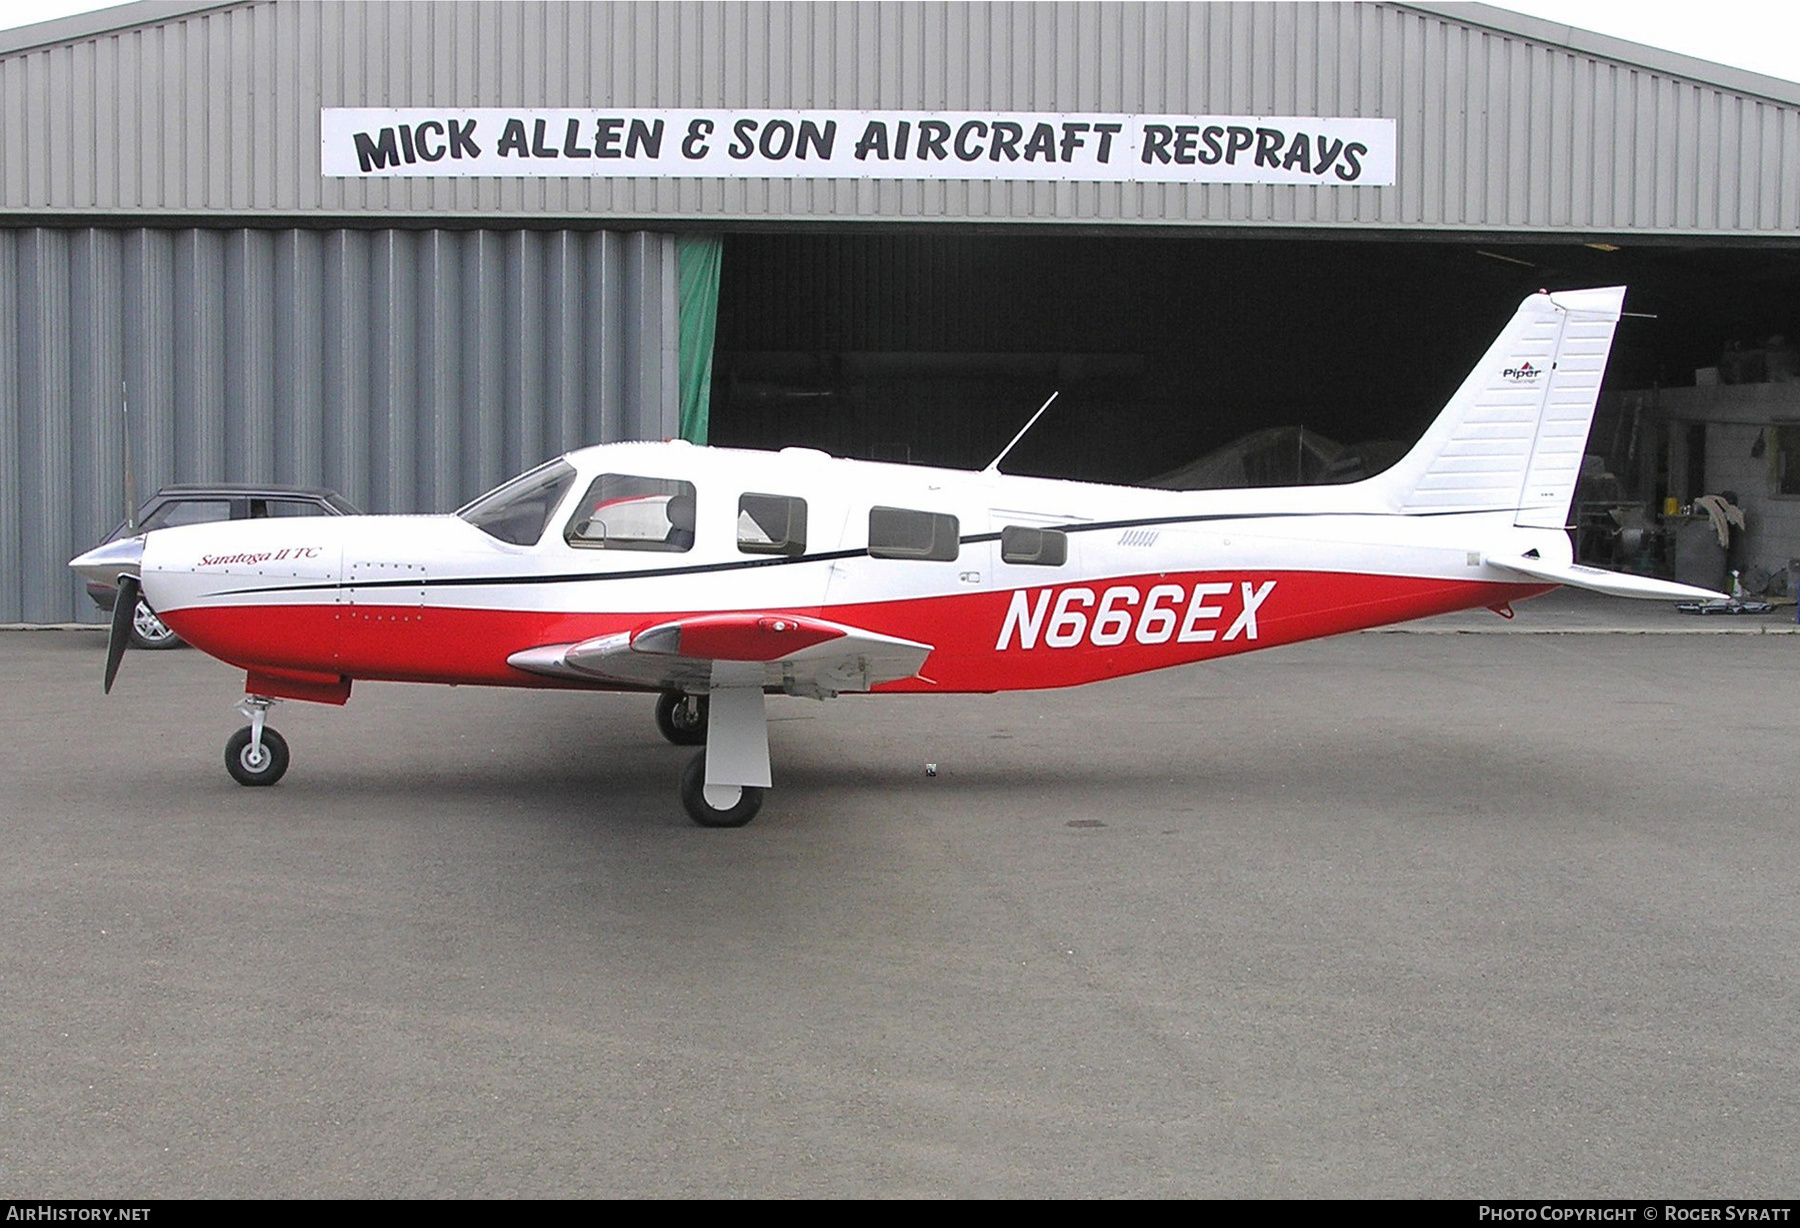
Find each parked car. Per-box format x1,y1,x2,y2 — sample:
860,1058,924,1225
77,484,360,648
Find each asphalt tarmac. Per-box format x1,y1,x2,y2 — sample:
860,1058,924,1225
2,619,1796,1198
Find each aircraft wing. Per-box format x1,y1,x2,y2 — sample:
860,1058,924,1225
1485,552,1728,601
507,612,934,698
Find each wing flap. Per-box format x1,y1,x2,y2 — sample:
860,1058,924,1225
508,613,933,698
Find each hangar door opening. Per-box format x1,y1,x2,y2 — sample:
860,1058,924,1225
708,230,1800,587
707,231,1800,487
707,232,1565,486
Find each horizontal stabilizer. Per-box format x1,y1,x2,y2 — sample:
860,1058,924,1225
1486,553,1727,601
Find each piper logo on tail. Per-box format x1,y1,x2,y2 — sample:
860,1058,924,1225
1502,361,1543,383
997,579,1276,650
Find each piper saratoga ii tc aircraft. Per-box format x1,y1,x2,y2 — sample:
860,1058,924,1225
75,286,1720,825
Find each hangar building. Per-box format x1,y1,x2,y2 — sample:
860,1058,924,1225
3,0,1798,623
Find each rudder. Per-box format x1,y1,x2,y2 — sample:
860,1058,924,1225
1369,286,1625,527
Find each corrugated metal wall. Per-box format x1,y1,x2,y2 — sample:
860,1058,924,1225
2,1,1798,234
0,226,678,623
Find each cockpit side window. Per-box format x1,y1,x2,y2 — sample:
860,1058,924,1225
566,475,698,552
737,493,807,557
458,459,578,545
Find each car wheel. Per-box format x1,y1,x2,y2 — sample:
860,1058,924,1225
129,599,184,650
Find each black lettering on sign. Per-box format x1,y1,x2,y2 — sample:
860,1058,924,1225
1176,124,1202,164
1221,125,1254,164
448,119,480,158
1280,131,1311,173
414,120,446,161
1337,142,1366,181
1199,125,1224,165
728,117,757,159
562,117,592,158
353,128,401,172
1021,122,1057,161
497,119,528,157
989,121,1023,161
759,119,795,159
796,120,834,159
1253,127,1284,167
1093,123,1122,161
1058,122,1090,160
628,118,666,158
531,118,559,157
1312,135,1344,177
915,120,951,161
682,118,713,158
954,120,986,161
854,120,890,160
1139,124,1173,164
593,117,625,158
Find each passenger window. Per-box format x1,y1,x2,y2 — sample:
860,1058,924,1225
738,493,807,557
1000,525,1068,566
566,475,698,552
868,506,959,562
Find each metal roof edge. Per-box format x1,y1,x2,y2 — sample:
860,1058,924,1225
1397,2,1800,107
0,1,248,59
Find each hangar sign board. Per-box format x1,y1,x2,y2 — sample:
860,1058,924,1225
322,109,1395,185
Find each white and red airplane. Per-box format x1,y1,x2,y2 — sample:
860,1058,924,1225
75,286,1719,825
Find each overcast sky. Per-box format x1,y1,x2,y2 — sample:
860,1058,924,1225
3,1,1798,87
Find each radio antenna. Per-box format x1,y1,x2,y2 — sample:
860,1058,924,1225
122,380,138,530
982,390,1060,475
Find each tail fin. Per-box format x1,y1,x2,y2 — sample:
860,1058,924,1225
1369,286,1624,526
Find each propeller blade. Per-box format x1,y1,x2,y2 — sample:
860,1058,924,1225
104,574,140,694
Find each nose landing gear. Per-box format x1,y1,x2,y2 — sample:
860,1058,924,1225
225,696,289,786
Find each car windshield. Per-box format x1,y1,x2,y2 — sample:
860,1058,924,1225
457,459,578,545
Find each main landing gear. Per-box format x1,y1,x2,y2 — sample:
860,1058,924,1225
680,751,764,827
225,696,289,787
659,674,771,828
654,691,709,746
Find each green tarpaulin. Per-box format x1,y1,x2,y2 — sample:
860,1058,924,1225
676,234,722,445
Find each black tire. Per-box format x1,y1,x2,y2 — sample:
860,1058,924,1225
655,692,709,746
679,750,763,827
129,598,184,650
225,725,290,787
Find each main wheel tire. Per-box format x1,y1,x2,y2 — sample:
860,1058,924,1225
129,599,184,650
679,750,763,827
225,725,290,787
655,692,709,746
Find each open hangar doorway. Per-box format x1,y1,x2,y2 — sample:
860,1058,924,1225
706,231,1800,508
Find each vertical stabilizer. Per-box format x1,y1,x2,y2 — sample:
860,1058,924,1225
1372,287,1624,526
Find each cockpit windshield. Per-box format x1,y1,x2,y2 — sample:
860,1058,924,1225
457,459,578,545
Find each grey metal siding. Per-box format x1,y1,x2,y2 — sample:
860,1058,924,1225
0,224,678,623
2,1,1798,236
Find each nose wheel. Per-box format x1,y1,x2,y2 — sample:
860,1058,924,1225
225,696,289,786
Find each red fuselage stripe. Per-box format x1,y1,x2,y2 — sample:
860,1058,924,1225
161,569,1551,698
